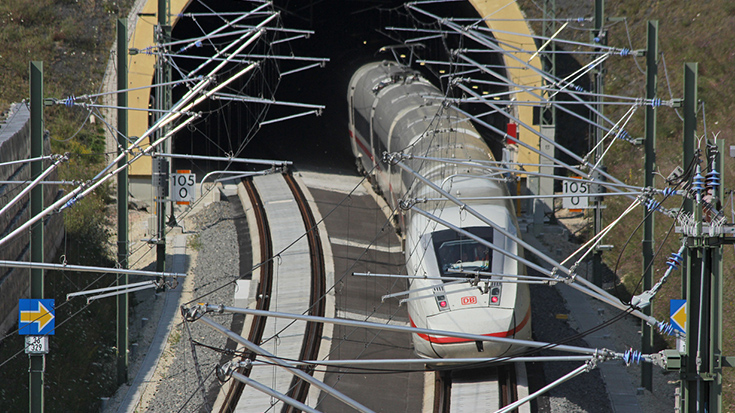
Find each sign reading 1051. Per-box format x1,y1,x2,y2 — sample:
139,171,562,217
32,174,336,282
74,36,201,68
562,178,590,209
172,170,196,204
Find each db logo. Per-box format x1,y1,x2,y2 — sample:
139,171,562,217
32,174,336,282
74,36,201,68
461,296,477,305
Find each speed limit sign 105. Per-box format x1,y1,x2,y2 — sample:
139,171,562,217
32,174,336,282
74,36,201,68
172,170,196,204
562,179,590,209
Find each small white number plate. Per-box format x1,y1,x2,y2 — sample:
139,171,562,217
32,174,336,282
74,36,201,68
25,336,49,354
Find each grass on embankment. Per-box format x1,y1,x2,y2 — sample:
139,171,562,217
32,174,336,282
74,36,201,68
0,0,134,411
518,0,735,408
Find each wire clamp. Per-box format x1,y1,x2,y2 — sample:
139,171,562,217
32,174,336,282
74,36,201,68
216,360,237,383
399,199,416,211
585,357,598,372
384,151,406,165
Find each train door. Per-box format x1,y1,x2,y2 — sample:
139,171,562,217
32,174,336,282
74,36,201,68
348,95,357,156
370,102,382,174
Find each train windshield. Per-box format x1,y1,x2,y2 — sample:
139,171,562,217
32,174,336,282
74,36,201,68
432,227,493,279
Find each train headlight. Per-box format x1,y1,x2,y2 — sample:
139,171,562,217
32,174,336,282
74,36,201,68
489,285,501,306
435,294,449,311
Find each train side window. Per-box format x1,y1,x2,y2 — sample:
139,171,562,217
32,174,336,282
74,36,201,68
353,111,370,141
432,228,493,279
372,129,389,168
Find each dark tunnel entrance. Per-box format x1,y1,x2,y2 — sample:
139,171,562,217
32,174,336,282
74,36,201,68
166,1,547,175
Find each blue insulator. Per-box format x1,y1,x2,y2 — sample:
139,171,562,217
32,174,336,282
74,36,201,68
575,84,584,92
623,348,643,365
619,48,631,56
617,130,630,141
594,36,601,43
657,321,675,336
577,17,585,22
195,40,202,48
651,97,662,107
64,95,75,107
706,170,720,188
662,187,677,197
692,173,705,192
666,252,683,270
646,199,660,212
63,198,77,210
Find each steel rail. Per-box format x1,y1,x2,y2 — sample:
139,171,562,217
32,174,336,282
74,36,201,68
498,364,518,410
193,314,374,413
219,177,274,412
495,362,591,413
229,371,320,413
283,172,326,411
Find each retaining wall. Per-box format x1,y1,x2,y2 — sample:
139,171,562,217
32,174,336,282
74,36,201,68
0,103,64,338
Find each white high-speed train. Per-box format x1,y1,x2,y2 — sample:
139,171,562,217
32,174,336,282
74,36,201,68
347,61,532,359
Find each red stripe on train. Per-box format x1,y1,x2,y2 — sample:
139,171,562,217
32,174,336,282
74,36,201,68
349,129,374,163
409,306,531,345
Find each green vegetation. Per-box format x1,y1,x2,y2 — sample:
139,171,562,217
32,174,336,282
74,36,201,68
603,3,735,409
0,0,133,411
518,0,735,409
187,233,203,251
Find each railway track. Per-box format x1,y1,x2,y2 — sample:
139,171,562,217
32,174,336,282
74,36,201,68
282,172,326,411
219,173,326,413
219,177,274,413
434,364,519,412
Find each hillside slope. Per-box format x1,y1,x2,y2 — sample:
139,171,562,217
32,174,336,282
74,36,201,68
517,0,735,410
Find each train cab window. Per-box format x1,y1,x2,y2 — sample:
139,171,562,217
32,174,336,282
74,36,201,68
432,228,493,279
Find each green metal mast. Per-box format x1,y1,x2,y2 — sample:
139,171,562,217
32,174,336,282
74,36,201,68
678,62,724,413
116,18,130,386
591,0,606,287
641,20,658,393
537,0,556,217
541,0,556,129
154,0,172,274
29,60,45,413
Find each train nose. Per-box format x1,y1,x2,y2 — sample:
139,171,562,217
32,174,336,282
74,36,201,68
425,308,517,358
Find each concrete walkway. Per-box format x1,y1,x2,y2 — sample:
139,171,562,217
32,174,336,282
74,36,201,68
114,235,186,413
235,174,313,413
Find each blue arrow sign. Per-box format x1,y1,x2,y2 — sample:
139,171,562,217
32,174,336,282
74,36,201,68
670,299,686,334
18,299,55,335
